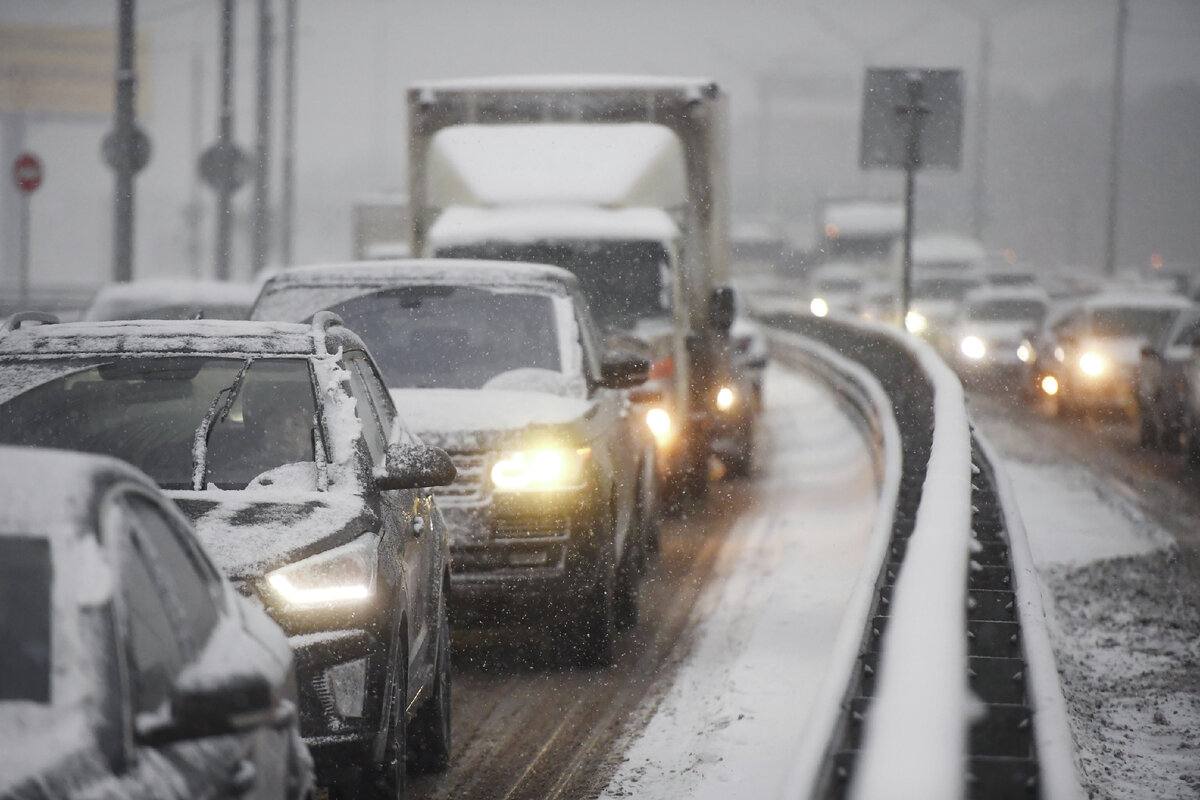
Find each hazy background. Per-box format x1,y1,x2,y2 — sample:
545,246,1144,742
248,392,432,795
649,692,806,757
1,0,1198,293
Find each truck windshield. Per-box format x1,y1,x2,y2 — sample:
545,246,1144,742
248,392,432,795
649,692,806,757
438,240,672,330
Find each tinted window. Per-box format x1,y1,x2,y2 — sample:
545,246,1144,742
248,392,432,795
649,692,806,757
323,286,561,390
0,357,318,490
0,538,52,703
1090,307,1178,339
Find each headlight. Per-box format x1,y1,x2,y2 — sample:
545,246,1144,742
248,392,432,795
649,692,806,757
267,533,377,607
716,386,736,411
491,446,591,490
1078,352,1105,376
1041,375,1059,396
960,336,986,360
810,297,829,317
645,407,672,442
1053,346,1066,363
905,310,928,334
1017,342,1033,363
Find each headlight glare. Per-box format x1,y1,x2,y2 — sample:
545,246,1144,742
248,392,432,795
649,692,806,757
266,533,377,607
1041,375,1059,396
960,336,986,360
716,386,736,411
1017,342,1033,363
905,311,928,334
645,408,672,442
810,297,829,317
492,446,590,490
1079,352,1105,376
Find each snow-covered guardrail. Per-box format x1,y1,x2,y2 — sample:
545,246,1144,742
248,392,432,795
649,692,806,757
761,311,1083,800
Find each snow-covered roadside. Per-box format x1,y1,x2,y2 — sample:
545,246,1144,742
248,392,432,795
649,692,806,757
601,363,883,799
1000,460,1200,798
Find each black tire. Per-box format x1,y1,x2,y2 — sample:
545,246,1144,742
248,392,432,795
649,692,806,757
614,523,640,632
407,596,451,774
361,631,407,800
571,537,617,667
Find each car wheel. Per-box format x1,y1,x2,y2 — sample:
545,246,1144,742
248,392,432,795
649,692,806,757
407,596,451,774
361,628,407,800
571,535,617,667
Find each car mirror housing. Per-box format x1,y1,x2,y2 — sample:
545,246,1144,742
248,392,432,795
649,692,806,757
377,443,457,490
599,352,650,390
138,669,275,745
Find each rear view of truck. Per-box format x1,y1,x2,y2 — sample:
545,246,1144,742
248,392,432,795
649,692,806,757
406,76,754,504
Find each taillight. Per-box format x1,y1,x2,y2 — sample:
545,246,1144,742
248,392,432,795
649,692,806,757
648,357,674,381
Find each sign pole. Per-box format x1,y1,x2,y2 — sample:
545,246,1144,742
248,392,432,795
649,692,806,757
18,193,29,307
898,73,928,330
11,152,43,308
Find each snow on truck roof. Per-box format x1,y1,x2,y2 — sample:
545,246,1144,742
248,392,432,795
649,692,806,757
411,74,719,93
259,258,579,294
823,201,905,235
0,319,323,357
428,205,680,248
428,123,687,208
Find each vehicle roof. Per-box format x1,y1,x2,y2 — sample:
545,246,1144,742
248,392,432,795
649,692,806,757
410,74,719,93
1076,292,1193,312
0,318,345,357
258,258,579,295
0,445,156,535
963,284,1050,304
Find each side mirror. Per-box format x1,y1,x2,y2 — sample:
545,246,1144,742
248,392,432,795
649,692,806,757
599,351,650,390
172,671,274,731
1141,345,1159,359
709,286,735,334
377,442,456,490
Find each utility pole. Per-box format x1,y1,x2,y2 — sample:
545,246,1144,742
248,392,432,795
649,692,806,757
251,0,274,273
1103,0,1128,278
280,0,297,266
214,0,235,280
109,0,144,283
972,14,992,242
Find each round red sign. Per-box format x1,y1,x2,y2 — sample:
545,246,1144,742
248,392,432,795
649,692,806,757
13,153,43,195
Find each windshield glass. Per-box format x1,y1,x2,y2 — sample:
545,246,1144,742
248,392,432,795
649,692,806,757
913,277,981,301
815,277,863,294
1089,307,1177,339
437,240,672,330
0,538,52,703
965,299,1047,323
322,286,562,389
0,357,318,490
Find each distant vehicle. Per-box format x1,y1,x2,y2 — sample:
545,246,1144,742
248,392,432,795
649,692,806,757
729,284,769,414
904,270,986,354
1034,293,1193,417
816,197,904,272
0,444,312,800
252,259,657,665
948,285,1050,389
83,279,258,321
0,315,457,797
1136,305,1200,450
806,262,867,318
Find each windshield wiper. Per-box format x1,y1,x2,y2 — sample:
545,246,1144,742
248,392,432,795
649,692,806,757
191,358,254,490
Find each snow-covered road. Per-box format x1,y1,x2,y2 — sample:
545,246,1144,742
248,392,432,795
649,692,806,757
602,362,882,798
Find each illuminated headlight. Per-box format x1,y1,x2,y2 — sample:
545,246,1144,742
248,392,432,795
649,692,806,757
1078,352,1105,376
905,310,928,334
1053,346,1066,363
810,297,829,317
1017,342,1033,363
491,446,591,490
960,336,987,360
267,533,377,607
1041,375,1059,396
716,386,736,411
645,408,673,442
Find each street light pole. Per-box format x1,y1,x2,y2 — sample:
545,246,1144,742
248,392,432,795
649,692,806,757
251,0,273,274
1103,0,1128,278
112,0,136,283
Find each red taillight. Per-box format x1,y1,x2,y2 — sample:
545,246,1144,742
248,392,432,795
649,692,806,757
648,357,674,381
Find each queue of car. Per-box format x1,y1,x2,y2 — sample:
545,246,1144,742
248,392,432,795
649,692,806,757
0,256,681,798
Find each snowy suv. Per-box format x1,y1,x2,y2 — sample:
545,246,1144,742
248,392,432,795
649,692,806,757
252,260,657,666
0,312,456,798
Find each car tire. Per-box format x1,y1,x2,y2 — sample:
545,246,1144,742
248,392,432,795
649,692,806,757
361,626,407,800
571,534,618,667
407,594,451,775
614,516,641,632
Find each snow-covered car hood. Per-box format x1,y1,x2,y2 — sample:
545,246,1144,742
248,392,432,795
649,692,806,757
167,490,372,579
391,388,593,450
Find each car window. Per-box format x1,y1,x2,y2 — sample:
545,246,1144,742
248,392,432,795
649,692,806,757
113,491,223,716
349,353,416,446
344,355,387,463
573,294,604,386
0,537,52,703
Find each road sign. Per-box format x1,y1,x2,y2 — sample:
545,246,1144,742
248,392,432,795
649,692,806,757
102,126,152,174
860,69,963,170
12,153,43,194
199,141,251,193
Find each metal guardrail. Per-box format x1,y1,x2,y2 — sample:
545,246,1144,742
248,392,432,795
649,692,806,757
761,311,1084,800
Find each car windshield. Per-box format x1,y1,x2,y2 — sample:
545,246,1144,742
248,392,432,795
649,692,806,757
0,538,52,703
0,357,318,490
816,277,862,293
913,277,981,301
1089,307,1178,339
322,286,563,389
965,299,1047,323
437,240,672,330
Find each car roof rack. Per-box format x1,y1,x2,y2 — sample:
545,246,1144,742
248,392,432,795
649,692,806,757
1,311,60,333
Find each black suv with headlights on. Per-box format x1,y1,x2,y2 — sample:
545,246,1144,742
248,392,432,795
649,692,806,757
252,260,658,666
0,312,456,798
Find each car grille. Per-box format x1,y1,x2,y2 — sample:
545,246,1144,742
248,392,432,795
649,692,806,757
435,452,489,502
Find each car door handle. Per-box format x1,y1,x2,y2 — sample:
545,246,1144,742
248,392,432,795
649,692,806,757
228,759,257,796
411,516,425,537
